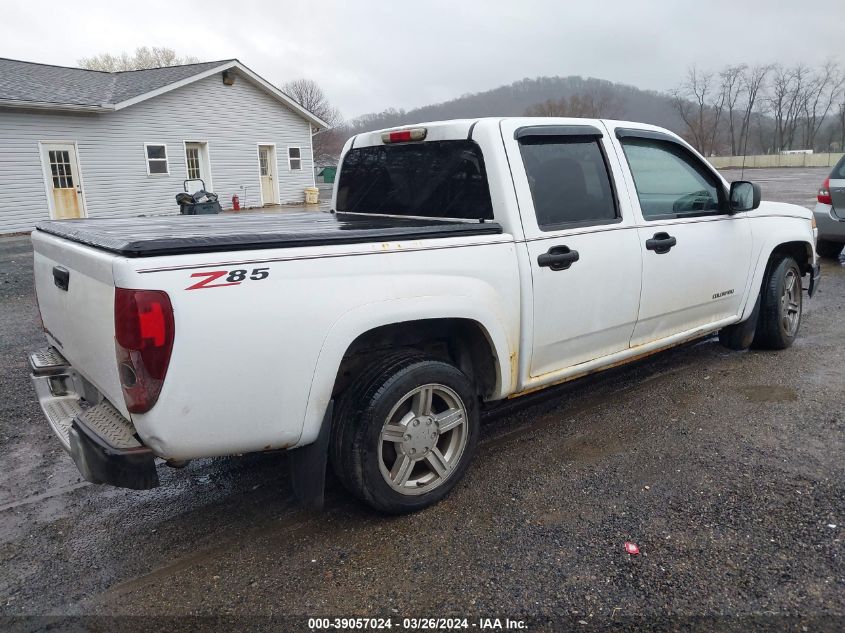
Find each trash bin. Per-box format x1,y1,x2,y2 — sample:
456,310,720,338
305,187,320,205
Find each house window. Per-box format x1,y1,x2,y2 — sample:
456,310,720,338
144,144,169,175
288,147,302,170
186,146,201,180
48,150,74,188
259,148,269,176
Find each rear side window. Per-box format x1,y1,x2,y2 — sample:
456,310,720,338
518,136,618,230
833,155,845,179
336,140,493,220
621,138,723,219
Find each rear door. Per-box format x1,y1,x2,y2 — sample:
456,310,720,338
501,120,642,376
40,143,85,219
611,128,752,346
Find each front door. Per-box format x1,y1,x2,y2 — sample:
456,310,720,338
258,145,277,205
42,143,84,219
502,120,643,377
613,130,753,346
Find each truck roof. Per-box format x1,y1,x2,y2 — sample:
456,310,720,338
35,213,503,258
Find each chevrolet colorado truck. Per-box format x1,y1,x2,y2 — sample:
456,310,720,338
29,118,821,513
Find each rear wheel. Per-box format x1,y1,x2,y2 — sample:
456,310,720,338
330,352,479,514
816,239,843,259
752,256,802,350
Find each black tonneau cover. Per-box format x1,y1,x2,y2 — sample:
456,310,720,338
35,212,503,258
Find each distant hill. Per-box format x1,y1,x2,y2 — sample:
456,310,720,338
343,75,684,136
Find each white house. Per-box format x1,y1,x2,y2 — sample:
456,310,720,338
0,58,328,234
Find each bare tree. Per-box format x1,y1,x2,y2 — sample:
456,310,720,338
671,66,724,155
767,64,812,152
524,89,621,118
720,65,746,155
280,78,341,127
800,61,844,150
738,65,769,155
78,47,199,71
280,78,343,163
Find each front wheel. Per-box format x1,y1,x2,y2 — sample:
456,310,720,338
752,256,803,350
330,352,479,514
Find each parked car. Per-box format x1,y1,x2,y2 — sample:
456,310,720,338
814,154,845,259
29,118,820,514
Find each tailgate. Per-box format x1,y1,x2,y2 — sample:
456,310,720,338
31,230,127,416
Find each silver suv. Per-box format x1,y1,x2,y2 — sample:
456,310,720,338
815,155,845,259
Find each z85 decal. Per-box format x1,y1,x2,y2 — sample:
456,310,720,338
186,267,269,290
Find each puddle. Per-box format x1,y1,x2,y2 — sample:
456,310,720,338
737,385,798,403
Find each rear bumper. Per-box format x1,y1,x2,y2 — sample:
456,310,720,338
29,347,159,490
814,202,845,241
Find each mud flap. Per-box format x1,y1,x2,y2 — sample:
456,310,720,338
735,291,762,348
288,401,333,511
807,263,821,297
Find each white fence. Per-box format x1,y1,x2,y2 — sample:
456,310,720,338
707,153,843,169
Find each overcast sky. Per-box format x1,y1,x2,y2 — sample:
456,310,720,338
3,0,843,119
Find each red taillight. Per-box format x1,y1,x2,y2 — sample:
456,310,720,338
818,178,832,205
115,288,174,413
381,128,427,144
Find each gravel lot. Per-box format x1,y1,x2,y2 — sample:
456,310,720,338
0,168,842,631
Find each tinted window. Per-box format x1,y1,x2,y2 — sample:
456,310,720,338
519,136,617,230
336,140,493,220
621,139,723,219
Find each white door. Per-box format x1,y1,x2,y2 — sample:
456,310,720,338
42,143,85,219
613,131,753,345
502,121,643,376
258,145,277,205
185,142,211,190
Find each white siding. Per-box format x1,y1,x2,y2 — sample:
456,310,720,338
0,73,315,234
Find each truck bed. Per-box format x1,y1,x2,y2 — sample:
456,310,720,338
35,212,503,257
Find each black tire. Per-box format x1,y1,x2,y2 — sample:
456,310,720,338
816,239,843,259
719,291,760,351
330,351,479,514
752,255,803,350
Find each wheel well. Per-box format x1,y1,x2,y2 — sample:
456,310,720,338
333,319,499,400
768,241,812,276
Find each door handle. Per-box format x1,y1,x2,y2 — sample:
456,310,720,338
53,266,69,291
537,245,580,271
645,232,677,254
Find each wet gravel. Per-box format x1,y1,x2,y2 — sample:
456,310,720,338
0,168,843,631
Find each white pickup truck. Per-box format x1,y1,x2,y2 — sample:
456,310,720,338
29,118,820,513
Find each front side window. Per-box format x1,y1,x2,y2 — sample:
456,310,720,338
288,147,302,170
832,155,845,179
621,139,723,219
519,136,617,230
336,140,493,220
145,144,169,175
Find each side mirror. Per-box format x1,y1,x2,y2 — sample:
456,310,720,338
729,181,761,212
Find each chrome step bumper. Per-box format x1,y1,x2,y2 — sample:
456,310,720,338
29,347,159,489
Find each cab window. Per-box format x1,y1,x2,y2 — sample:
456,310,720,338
621,138,724,220
519,136,618,230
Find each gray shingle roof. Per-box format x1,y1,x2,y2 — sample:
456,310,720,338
0,58,234,107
